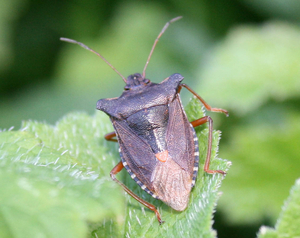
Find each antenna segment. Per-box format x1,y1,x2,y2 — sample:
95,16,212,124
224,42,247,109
60,37,127,83
142,16,182,79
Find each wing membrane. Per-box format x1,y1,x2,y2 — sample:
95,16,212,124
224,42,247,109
113,119,158,190
166,95,196,175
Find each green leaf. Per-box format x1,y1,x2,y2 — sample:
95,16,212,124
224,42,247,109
0,112,124,238
218,112,300,224
193,21,300,225
0,99,230,237
198,21,300,115
257,179,300,238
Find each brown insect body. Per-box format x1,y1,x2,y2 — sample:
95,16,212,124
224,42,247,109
97,73,198,211
60,16,228,224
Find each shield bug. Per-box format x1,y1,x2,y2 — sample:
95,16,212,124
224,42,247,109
60,16,228,224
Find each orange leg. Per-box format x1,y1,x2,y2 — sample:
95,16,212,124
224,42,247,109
191,116,225,175
179,83,227,175
110,161,164,224
179,84,229,116
104,131,118,142
106,133,164,222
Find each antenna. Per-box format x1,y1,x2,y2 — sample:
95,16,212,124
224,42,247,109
60,37,127,83
142,16,182,79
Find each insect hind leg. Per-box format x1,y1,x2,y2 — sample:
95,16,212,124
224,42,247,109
178,83,229,116
190,116,226,175
105,132,118,142
110,161,165,224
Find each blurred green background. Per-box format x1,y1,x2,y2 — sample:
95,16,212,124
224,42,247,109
1,0,300,237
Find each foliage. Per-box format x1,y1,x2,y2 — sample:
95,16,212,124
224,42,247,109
197,21,300,225
1,0,300,237
258,179,300,238
0,100,230,237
